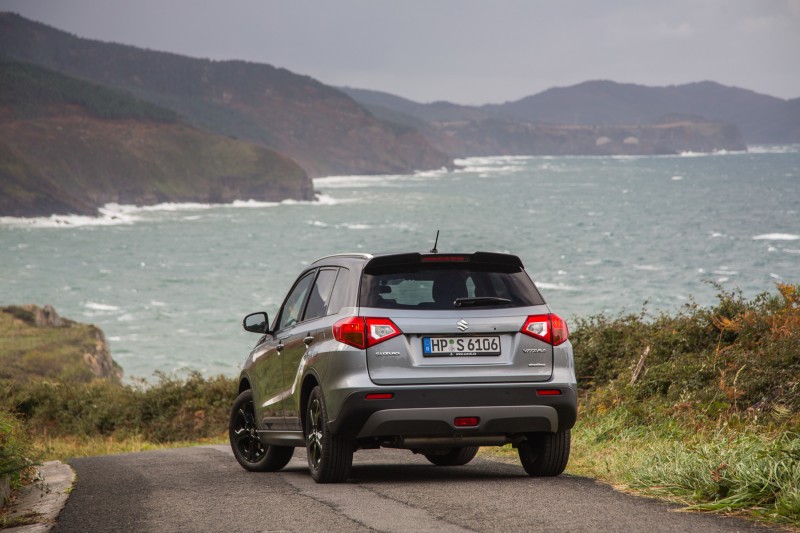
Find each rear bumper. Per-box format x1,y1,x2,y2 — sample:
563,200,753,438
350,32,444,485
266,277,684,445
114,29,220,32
328,384,577,439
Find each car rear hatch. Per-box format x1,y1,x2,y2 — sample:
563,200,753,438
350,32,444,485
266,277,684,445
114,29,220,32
357,252,560,385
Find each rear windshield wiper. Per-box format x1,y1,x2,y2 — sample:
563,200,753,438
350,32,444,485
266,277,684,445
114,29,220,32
454,297,512,308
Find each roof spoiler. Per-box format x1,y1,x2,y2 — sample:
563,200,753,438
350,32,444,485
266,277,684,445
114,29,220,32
363,252,524,273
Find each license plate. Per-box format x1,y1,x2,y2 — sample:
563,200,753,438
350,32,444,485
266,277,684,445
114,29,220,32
422,336,501,357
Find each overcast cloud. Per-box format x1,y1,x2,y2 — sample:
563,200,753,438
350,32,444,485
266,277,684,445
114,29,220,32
2,0,798,104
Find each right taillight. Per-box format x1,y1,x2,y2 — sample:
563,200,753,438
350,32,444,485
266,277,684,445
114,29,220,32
520,313,569,346
333,317,402,349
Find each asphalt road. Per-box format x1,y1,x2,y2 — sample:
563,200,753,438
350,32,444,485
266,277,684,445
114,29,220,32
52,445,775,532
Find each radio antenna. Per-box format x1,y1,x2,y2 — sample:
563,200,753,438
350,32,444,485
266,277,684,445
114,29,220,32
430,230,440,253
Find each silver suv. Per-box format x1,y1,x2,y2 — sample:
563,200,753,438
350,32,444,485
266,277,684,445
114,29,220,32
230,252,577,483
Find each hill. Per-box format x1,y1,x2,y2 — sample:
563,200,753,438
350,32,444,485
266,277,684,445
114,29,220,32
342,87,747,157
482,80,799,145
0,13,452,177
0,58,311,217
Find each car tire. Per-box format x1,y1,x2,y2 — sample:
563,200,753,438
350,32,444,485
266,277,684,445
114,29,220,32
305,386,353,483
518,430,570,476
229,389,294,472
423,446,480,466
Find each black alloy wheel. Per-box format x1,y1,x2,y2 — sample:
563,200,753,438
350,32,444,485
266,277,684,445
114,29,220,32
305,386,353,483
229,389,294,472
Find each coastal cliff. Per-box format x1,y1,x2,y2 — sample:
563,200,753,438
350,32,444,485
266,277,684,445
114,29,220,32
0,305,122,383
0,59,312,217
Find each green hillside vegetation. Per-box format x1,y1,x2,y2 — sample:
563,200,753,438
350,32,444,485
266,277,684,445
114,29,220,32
0,13,453,177
488,283,800,525
0,59,311,217
0,57,178,122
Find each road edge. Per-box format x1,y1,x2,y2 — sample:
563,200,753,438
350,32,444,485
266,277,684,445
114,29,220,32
4,461,76,532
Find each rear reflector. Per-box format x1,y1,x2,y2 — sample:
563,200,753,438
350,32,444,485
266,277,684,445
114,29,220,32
454,417,480,427
365,393,394,400
536,389,562,396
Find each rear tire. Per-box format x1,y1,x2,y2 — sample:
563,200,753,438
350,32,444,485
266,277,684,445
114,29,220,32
518,430,570,476
229,389,294,472
423,446,480,466
305,386,353,483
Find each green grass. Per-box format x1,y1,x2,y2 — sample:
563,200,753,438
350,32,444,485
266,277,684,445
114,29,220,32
482,283,800,527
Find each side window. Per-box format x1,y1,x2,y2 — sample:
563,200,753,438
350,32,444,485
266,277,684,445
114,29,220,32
303,269,338,322
276,272,315,331
326,267,350,316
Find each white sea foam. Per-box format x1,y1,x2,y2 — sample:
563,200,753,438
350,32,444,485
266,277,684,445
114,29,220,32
536,282,578,291
340,223,372,230
748,145,800,154
752,233,800,241
713,269,738,276
783,248,800,254
672,176,684,181
84,302,120,312
313,174,420,189
0,204,141,228
0,195,344,229
633,264,663,272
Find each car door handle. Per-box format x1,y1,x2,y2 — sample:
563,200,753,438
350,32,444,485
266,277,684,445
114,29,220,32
303,336,314,346
276,342,285,353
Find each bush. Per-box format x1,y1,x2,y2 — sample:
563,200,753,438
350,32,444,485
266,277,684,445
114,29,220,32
2,372,237,444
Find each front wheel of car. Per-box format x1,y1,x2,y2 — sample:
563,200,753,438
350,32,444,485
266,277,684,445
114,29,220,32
229,389,294,472
518,430,570,477
305,386,353,483
423,446,480,466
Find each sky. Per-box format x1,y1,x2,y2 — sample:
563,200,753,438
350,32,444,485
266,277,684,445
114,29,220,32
2,0,799,104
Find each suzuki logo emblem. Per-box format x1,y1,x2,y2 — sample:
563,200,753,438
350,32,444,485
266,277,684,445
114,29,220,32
457,319,469,331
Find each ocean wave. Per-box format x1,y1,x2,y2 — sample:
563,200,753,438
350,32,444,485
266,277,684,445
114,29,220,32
748,145,800,154
752,233,800,241
0,204,141,228
536,282,578,291
313,174,423,189
84,301,120,312
633,264,664,272
0,195,346,228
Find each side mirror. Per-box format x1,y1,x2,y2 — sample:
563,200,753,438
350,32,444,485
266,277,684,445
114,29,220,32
243,312,270,334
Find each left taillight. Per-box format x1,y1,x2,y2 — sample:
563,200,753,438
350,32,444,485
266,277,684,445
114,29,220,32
333,317,401,349
520,313,569,346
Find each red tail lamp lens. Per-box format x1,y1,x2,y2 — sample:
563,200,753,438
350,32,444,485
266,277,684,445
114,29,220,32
520,313,569,346
454,417,480,427
333,316,366,349
333,317,402,349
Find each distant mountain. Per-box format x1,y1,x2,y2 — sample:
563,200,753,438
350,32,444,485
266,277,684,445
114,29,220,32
482,80,798,145
342,87,747,157
0,58,310,217
0,13,452,177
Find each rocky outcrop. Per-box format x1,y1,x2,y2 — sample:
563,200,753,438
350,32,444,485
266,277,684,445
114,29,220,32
0,305,122,383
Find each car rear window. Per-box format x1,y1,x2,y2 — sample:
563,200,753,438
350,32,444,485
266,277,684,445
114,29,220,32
359,262,544,310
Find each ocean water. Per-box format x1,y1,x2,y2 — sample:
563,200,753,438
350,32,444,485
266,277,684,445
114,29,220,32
2,148,799,380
